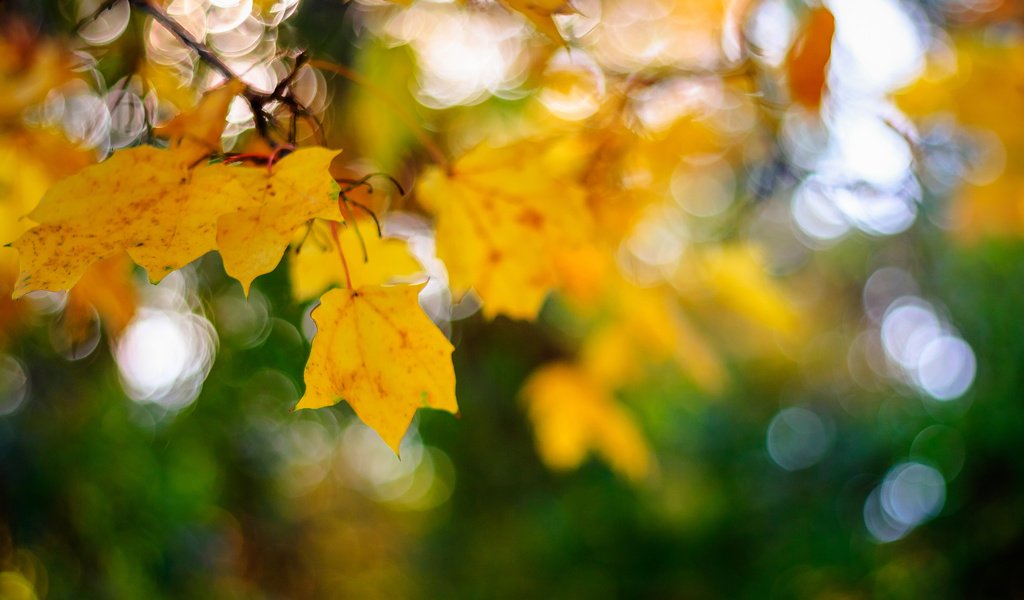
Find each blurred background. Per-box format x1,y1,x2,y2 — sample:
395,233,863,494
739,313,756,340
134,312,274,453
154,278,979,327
1,0,1024,597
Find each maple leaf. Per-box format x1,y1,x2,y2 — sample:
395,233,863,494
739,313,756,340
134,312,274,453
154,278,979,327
9,145,253,297
786,6,836,109
290,217,422,301
295,284,457,453
417,140,590,319
215,147,342,295
522,362,651,482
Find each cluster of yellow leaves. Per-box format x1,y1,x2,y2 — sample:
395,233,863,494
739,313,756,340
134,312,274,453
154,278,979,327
386,24,807,478
2,0,822,477
7,82,456,453
515,239,801,480
684,245,802,342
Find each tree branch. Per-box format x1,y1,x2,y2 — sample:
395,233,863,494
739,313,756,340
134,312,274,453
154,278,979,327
126,0,314,145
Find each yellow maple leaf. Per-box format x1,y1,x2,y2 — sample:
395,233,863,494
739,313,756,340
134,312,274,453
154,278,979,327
0,38,76,119
295,284,458,453
522,362,651,482
289,218,422,301
9,145,253,297
215,147,342,294
417,140,590,319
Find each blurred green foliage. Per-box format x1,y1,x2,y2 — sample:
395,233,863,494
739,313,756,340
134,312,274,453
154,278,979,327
1,240,1022,598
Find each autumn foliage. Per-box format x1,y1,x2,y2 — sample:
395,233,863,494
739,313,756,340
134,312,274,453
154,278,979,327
2,0,1024,596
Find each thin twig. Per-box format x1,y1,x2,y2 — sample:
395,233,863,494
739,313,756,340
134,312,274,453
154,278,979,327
126,0,317,146
74,0,120,33
128,0,234,80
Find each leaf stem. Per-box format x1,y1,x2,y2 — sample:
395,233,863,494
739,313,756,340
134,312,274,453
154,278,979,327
329,221,353,290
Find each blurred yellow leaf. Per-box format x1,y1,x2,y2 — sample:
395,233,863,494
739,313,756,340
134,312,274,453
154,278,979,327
64,255,137,343
522,362,651,482
0,139,53,249
417,140,590,319
140,62,196,111
0,37,75,119
215,147,341,294
579,283,726,393
0,129,93,250
0,128,93,341
296,284,458,453
552,243,610,306
694,245,801,338
290,218,422,301
155,78,246,163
